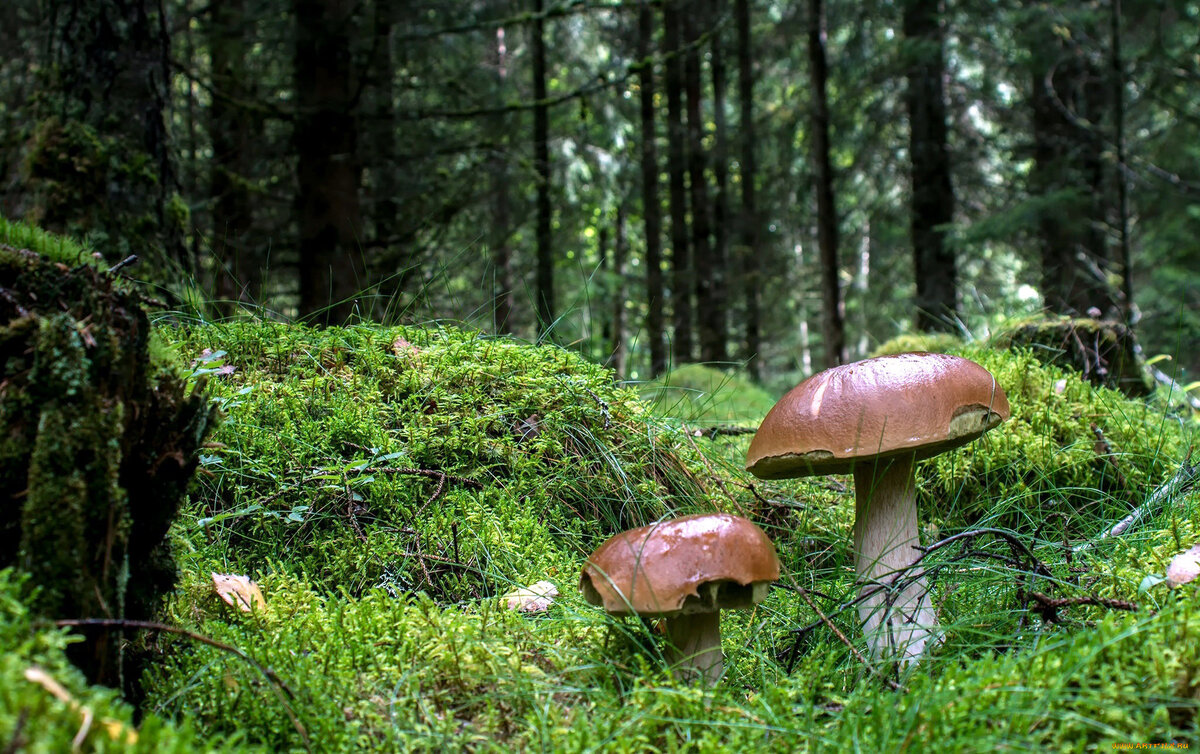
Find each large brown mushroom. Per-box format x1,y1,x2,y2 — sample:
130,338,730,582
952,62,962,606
746,352,1009,664
580,512,780,684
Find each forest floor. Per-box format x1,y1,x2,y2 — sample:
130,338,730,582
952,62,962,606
4,316,1200,752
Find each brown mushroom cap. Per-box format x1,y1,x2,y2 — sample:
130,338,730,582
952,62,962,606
580,513,780,616
746,352,1010,479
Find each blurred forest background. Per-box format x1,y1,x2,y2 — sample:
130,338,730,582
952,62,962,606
0,0,1196,390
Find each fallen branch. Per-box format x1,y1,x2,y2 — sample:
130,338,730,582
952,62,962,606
777,582,904,691
1073,453,1199,553
54,619,310,752
1028,592,1139,624
1147,363,1200,411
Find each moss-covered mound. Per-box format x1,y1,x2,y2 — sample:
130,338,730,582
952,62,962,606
992,316,1153,397
915,344,1190,534
0,569,248,752
136,323,1200,751
0,223,217,691
163,321,717,599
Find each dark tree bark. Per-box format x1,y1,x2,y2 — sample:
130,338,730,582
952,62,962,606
1031,37,1116,318
294,0,364,323
684,8,723,363
34,0,182,267
710,0,731,362
369,0,400,318
1110,0,1134,324
209,0,258,313
904,0,959,332
491,25,515,332
610,203,628,377
533,0,554,337
807,0,845,367
736,0,761,380
663,0,693,362
638,0,667,376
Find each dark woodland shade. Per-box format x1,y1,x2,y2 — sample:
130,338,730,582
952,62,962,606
25,0,183,271
0,245,217,697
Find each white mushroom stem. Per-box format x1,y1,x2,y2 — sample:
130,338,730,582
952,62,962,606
852,453,936,665
664,611,722,684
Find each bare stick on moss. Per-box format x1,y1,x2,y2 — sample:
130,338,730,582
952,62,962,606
1073,454,1198,553
1028,592,1139,624
54,619,310,752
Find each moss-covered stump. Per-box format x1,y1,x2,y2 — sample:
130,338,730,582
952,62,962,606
0,240,216,693
992,316,1153,398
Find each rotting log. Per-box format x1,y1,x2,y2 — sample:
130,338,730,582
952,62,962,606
0,242,217,699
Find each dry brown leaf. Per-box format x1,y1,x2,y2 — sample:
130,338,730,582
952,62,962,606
212,572,267,612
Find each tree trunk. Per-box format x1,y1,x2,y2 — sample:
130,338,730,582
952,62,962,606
905,0,958,332
1031,38,1115,318
533,0,554,337
34,0,182,267
210,0,257,314
294,0,364,323
610,204,628,377
638,0,667,376
664,0,693,362
710,0,730,365
808,0,845,367
369,0,400,320
1110,0,1134,324
491,25,515,332
684,8,723,363
736,0,761,380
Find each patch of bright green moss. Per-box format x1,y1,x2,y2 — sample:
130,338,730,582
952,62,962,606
639,364,778,424
142,566,1200,750
0,215,103,269
141,325,1200,750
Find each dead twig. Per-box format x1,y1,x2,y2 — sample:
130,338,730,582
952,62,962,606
54,618,310,752
686,425,757,438
778,582,905,691
1028,592,1139,624
1073,453,1198,553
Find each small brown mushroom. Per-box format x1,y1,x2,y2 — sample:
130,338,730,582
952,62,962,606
580,513,780,684
746,352,1009,664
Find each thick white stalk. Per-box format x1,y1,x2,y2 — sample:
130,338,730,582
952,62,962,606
665,610,723,684
852,454,936,664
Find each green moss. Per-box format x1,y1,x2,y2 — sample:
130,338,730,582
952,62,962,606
0,215,102,269
138,322,1199,750
161,321,717,599
915,344,1191,533
639,364,779,424
870,332,965,357
0,569,251,752
141,567,1200,751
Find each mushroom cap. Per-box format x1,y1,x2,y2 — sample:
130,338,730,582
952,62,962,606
580,513,780,617
746,352,1010,479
